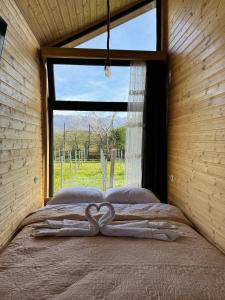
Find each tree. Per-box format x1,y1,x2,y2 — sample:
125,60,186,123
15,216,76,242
88,112,117,159
110,126,126,150
54,131,64,157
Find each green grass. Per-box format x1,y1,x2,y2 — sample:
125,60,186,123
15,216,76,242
54,159,125,193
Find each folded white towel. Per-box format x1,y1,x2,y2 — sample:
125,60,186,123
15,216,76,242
32,219,90,229
31,202,182,241
31,203,99,237
111,220,177,229
100,225,181,241
99,203,182,241
32,227,97,237
33,219,176,230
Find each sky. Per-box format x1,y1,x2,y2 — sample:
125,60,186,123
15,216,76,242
76,9,156,51
54,9,156,115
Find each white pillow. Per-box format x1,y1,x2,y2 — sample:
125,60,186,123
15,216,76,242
47,187,104,205
104,187,160,204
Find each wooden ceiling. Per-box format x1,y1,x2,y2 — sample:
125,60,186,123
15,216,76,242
15,0,154,47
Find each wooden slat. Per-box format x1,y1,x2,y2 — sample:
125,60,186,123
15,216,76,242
167,0,225,252
15,0,155,46
0,0,43,250
51,1,155,48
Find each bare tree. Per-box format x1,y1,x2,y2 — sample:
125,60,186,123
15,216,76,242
88,112,117,159
67,115,84,151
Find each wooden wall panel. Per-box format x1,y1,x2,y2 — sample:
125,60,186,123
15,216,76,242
167,0,225,252
0,0,43,249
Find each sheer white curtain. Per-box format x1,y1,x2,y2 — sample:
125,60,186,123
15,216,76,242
125,61,147,187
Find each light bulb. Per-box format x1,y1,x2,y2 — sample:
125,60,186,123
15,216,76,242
105,65,111,77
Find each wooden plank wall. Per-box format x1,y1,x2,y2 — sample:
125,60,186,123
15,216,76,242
167,0,225,252
0,0,43,249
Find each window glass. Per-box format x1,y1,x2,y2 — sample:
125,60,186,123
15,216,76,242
76,9,156,51
54,64,130,102
53,110,127,193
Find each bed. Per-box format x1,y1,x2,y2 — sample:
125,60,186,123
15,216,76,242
0,202,225,299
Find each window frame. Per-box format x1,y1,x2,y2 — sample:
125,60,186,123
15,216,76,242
46,0,164,196
47,58,130,196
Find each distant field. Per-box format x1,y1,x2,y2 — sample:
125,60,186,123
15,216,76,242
54,160,125,193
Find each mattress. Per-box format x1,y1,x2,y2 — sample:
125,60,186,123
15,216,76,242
0,203,225,300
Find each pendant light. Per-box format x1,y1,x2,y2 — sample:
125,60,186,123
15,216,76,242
105,0,111,77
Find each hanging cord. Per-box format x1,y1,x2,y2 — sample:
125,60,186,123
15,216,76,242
105,0,111,73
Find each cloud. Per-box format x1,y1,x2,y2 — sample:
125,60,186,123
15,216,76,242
54,65,130,102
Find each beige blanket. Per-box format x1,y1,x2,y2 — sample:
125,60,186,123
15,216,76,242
0,203,225,300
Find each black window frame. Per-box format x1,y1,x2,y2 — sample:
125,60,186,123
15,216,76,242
47,58,130,196
46,0,163,196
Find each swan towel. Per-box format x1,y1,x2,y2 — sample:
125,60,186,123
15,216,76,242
32,203,100,237
31,202,183,241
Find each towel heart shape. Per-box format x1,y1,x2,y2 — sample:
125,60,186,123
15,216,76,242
32,202,182,241
85,202,115,229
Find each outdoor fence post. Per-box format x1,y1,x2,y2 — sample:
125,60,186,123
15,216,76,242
60,155,64,188
75,150,77,173
110,149,116,188
79,150,81,165
83,148,86,162
69,151,72,184
100,149,107,191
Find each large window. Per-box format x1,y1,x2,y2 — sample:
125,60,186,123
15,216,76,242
47,2,159,195
76,9,156,51
48,60,131,195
